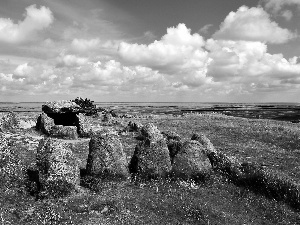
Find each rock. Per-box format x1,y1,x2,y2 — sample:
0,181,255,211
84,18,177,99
42,100,81,127
36,113,55,135
36,138,80,197
75,113,92,137
129,138,172,180
128,121,143,132
171,140,212,182
191,133,216,154
139,123,163,142
103,112,113,122
86,134,129,179
42,100,81,114
50,125,78,139
162,131,181,142
0,112,18,132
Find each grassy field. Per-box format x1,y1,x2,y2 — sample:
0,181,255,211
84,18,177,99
0,111,300,224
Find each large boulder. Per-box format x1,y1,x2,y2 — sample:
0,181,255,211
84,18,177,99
36,113,55,135
42,100,81,127
0,112,18,132
191,133,216,154
50,125,78,139
129,138,172,180
42,100,81,114
75,113,92,137
139,123,163,142
36,138,80,197
86,134,129,179
171,140,212,182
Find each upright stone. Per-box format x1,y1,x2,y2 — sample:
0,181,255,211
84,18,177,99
191,133,216,154
50,125,78,139
36,138,80,197
139,123,163,142
0,112,18,132
36,113,55,135
86,134,129,179
75,113,91,137
171,140,212,182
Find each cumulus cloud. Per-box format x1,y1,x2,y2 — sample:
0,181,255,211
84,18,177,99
119,23,212,87
71,38,100,51
262,0,300,13
56,52,88,67
199,24,213,34
0,5,54,43
13,63,33,78
205,39,300,93
213,6,296,44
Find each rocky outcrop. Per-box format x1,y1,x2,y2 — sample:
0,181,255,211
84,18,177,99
36,138,80,197
171,140,212,182
36,113,55,135
86,134,129,179
50,125,78,139
0,112,18,132
75,113,92,137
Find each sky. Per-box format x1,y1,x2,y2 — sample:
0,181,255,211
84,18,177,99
0,0,300,102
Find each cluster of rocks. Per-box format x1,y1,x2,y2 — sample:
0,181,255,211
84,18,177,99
36,100,92,139
129,123,213,182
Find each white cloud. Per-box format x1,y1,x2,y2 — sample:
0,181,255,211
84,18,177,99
213,6,296,44
13,63,33,78
281,10,293,20
0,5,54,43
71,38,100,51
263,0,300,14
205,39,300,92
119,23,212,87
56,53,88,67
199,24,213,34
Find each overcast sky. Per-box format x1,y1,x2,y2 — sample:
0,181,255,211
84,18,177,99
0,0,300,102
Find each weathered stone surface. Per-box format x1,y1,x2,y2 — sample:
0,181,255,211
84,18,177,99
36,138,80,196
139,123,163,142
75,113,92,137
86,134,129,179
162,130,181,142
128,121,143,132
50,125,78,139
36,113,55,135
0,112,18,132
129,138,172,180
191,133,216,154
42,100,81,114
171,140,212,182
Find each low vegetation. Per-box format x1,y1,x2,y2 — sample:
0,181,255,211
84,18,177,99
1,110,300,224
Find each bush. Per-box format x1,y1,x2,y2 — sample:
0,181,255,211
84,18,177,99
73,97,98,116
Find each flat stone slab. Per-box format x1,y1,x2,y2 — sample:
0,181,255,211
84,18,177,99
42,100,82,114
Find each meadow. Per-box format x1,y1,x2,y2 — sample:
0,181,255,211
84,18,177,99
0,103,300,224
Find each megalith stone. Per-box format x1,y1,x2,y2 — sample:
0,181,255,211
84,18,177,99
36,113,55,135
50,125,78,139
191,133,216,154
0,112,18,132
171,140,212,182
86,134,129,179
75,113,92,137
139,123,163,142
36,138,80,197
129,138,172,180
